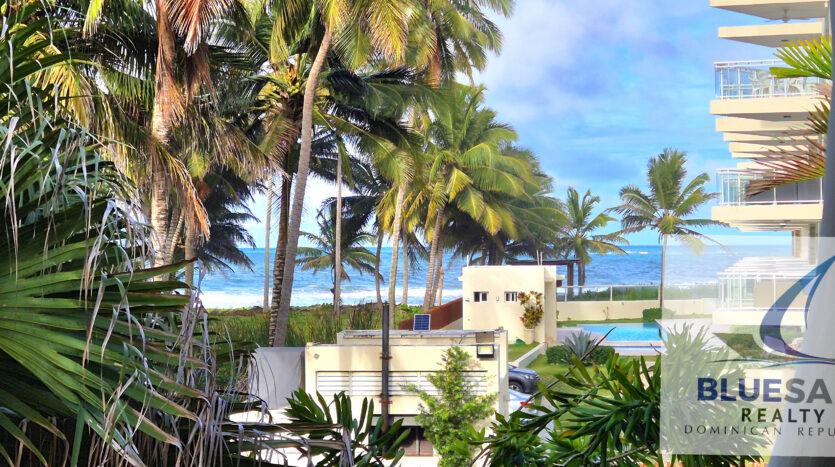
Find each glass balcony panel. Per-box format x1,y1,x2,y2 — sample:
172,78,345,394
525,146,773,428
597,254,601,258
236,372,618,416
715,60,826,99
716,169,822,205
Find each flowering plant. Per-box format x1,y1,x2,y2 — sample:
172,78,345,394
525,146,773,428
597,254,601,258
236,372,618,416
518,291,544,329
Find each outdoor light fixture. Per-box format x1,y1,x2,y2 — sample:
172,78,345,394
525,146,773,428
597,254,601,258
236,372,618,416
476,344,495,358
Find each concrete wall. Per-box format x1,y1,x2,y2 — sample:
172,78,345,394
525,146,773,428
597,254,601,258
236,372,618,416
311,330,508,419
460,265,559,346
558,299,714,322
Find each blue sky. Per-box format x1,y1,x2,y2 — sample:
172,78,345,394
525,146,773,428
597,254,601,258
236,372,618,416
244,0,793,248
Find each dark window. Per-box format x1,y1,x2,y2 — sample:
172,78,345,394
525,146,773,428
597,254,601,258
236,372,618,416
504,291,518,302
398,426,434,457
473,291,488,302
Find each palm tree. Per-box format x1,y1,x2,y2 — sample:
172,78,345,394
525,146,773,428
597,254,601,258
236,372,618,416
271,0,413,344
418,84,528,310
407,0,514,83
611,149,727,310
297,203,380,307
557,187,627,286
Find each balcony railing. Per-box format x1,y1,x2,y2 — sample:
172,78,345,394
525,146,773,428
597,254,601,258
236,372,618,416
557,283,719,302
715,60,826,99
717,169,822,206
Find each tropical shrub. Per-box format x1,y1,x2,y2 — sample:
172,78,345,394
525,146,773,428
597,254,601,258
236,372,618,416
285,390,410,466
643,307,663,321
563,330,595,360
545,345,571,365
546,339,613,365
468,328,762,466
519,291,544,329
410,347,497,467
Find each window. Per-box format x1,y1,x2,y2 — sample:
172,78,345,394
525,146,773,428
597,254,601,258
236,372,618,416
473,291,488,302
504,291,518,302
399,426,434,457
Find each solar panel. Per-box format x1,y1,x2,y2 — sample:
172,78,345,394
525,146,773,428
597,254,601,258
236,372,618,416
413,314,431,331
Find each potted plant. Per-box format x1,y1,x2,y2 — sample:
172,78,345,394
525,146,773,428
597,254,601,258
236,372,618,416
518,291,544,344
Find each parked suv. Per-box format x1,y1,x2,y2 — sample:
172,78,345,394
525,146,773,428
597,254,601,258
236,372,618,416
508,365,540,394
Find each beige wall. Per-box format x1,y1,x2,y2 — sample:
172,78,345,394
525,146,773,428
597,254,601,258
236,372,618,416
460,265,560,346
311,330,508,420
558,299,714,322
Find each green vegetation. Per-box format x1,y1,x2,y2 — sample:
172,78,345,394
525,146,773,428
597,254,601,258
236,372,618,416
2,0,747,462
209,304,381,347
508,341,539,361
642,307,663,322
545,335,615,366
411,347,497,467
472,330,757,466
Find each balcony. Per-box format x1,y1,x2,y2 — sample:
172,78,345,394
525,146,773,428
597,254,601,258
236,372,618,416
715,60,825,99
717,168,822,206
711,0,828,21
718,21,824,47
713,169,823,229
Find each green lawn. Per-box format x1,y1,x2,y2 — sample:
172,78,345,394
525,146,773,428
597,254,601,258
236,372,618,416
508,341,539,361
526,353,658,387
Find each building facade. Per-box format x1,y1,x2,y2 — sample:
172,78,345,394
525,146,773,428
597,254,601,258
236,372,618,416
710,0,829,323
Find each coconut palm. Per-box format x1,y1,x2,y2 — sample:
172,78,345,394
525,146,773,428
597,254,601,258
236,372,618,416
447,146,564,266
270,0,414,340
407,0,514,83
556,187,627,286
297,203,380,306
418,83,529,310
611,149,727,309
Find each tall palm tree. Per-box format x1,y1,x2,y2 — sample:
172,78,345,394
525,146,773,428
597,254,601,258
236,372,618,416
297,202,379,308
271,0,413,344
418,84,527,310
557,188,627,286
611,149,727,310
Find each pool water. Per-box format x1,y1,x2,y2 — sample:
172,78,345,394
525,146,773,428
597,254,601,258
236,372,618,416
578,322,665,342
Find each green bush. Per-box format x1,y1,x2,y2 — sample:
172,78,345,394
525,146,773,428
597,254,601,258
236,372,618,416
642,308,662,322
589,346,615,364
546,343,614,365
546,345,571,364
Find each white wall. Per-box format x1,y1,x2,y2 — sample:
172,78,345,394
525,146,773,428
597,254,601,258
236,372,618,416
460,265,559,346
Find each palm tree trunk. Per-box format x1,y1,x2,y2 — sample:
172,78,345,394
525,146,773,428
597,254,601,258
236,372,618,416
374,227,383,312
269,176,291,345
333,152,342,316
383,181,408,432
184,218,196,287
149,0,179,268
579,262,586,286
165,208,186,263
436,267,444,307
402,227,409,306
263,179,273,312
273,29,333,346
422,207,444,310
150,165,170,268
659,235,667,310
430,251,444,307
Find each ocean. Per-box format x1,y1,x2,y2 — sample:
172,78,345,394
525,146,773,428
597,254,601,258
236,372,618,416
197,244,793,308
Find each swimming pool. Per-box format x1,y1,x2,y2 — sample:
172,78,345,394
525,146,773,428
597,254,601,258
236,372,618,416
578,322,664,342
